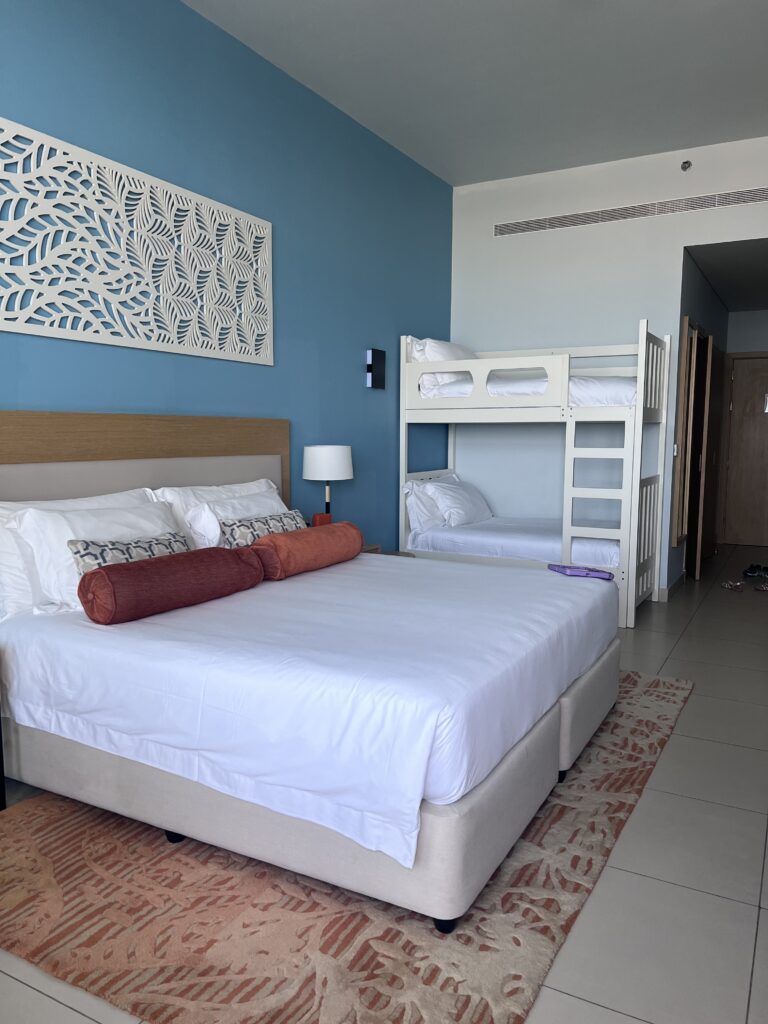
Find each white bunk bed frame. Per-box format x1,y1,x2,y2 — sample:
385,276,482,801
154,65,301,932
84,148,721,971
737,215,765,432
399,320,670,628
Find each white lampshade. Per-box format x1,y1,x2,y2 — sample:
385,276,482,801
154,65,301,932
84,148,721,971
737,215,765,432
302,445,353,481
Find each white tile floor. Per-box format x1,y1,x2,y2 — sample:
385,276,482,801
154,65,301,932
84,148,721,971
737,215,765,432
529,544,768,1024
2,544,767,1023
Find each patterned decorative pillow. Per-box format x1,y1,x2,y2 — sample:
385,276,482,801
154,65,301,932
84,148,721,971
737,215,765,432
68,531,191,575
219,509,307,549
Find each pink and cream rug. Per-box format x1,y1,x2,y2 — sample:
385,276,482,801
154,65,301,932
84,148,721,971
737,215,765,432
0,670,691,1024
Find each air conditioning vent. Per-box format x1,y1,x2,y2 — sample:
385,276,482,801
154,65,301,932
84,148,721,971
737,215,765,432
494,186,768,236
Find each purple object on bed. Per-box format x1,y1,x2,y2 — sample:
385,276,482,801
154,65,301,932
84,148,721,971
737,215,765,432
547,563,614,581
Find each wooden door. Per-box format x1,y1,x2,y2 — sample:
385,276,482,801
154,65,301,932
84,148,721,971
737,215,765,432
685,334,709,579
671,317,697,545
724,356,768,545
700,343,724,561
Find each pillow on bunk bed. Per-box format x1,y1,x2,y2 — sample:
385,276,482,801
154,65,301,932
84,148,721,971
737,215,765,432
403,476,455,532
408,337,477,389
423,477,493,528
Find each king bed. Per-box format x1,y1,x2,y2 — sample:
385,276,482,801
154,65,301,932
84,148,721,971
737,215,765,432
0,411,620,931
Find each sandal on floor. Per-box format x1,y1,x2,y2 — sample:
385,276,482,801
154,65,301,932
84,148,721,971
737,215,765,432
721,580,745,591
755,582,768,592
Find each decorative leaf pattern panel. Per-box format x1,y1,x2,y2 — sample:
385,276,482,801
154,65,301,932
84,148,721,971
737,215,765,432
0,118,272,364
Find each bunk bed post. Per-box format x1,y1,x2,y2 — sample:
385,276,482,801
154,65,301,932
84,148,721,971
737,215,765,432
561,412,576,566
617,412,636,629
448,424,456,473
399,336,410,551
652,334,671,602
625,319,650,628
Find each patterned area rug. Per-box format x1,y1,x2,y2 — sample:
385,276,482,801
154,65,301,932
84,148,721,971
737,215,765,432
0,670,691,1024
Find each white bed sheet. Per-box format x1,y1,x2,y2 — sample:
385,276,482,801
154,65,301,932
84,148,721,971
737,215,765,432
0,555,617,867
419,372,637,406
409,516,620,568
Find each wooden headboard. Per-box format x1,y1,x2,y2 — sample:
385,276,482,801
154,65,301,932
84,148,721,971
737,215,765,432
0,411,291,502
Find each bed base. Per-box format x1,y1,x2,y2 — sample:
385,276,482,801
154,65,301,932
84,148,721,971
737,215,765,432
558,638,620,770
2,641,618,926
3,706,560,925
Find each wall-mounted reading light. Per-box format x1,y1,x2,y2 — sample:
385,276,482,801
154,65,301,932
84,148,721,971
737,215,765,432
366,348,386,389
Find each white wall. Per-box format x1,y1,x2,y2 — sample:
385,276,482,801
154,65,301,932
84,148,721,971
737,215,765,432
728,310,768,352
451,135,768,588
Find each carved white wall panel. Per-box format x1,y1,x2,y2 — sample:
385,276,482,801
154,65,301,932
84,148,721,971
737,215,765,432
0,118,272,364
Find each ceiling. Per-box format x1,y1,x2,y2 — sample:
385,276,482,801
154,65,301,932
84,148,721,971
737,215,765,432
688,239,768,312
183,0,768,185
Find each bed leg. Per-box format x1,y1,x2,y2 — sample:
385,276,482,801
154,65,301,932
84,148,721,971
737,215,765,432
433,917,459,934
558,769,568,783
164,830,186,844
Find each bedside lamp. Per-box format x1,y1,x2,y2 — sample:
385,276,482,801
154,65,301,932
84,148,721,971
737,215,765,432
302,445,353,521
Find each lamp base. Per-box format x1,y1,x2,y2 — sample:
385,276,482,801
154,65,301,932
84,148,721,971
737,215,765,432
312,512,332,527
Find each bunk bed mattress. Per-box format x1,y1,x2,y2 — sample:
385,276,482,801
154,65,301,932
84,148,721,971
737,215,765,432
0,554,617,867
419,373,638,406
409,516,621,568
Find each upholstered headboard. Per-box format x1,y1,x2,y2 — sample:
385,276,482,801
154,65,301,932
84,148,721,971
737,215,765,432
0,411,290,502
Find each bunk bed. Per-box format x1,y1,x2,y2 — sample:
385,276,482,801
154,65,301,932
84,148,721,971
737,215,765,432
399,320,670,628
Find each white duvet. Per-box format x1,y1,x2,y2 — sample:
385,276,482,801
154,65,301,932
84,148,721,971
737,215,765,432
0,554,617,866
409,516,620,568
420,372,637,406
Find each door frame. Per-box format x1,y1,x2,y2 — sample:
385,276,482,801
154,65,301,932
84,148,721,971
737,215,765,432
717,351,768,544
693,334,714,577
671,316,698,546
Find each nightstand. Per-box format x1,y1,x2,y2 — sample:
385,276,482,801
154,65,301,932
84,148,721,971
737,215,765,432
361,544,382,554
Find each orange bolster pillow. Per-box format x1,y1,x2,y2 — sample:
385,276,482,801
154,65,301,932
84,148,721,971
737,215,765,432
77,546,265,625
253,521,363,580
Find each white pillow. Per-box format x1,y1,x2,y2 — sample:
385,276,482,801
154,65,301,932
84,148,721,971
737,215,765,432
403,474,459,532
408,337,477,389
185,492,290,548
152,478,279,528
7,502,180,610
423,478,493,528
0,488,153,621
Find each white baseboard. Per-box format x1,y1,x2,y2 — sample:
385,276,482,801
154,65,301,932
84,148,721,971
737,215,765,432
655,571,685,603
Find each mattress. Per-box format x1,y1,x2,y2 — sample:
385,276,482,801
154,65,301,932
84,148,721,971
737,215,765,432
0,554,617,867
419,372,637,406
409,516,621,568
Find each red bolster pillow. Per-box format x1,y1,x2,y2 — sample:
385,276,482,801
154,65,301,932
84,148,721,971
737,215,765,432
253,521,363,580
77,546,265,625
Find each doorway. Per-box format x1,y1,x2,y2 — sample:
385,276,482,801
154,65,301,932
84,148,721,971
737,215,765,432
723,354,768,545
675,238,768,574
672,315,723,581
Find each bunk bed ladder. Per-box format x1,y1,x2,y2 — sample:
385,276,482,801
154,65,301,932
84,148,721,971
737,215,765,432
562,413,635,629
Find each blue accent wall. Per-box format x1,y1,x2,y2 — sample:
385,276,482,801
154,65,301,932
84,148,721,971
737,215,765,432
0,0,452,548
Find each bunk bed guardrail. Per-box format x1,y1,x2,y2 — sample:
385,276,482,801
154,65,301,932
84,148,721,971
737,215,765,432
405,353,569,410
